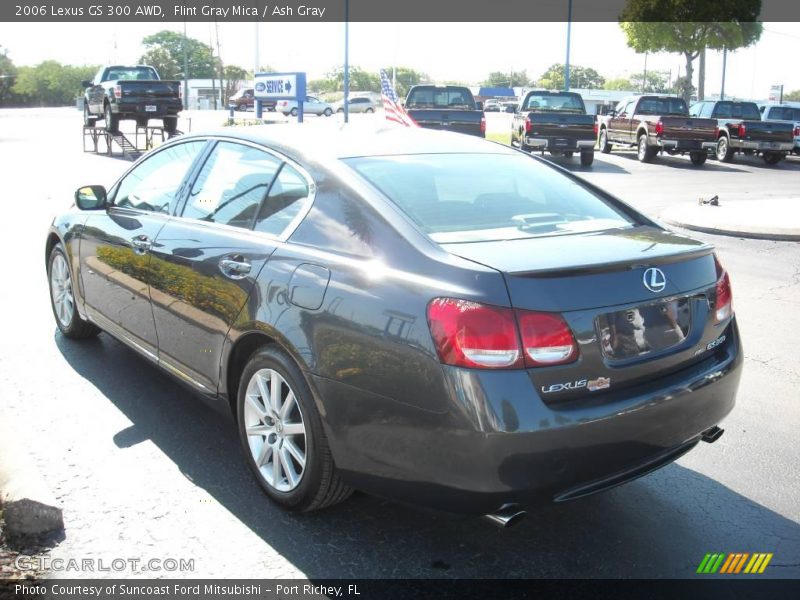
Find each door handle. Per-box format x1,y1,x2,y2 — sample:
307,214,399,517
219,257,251,279
131,235,152,254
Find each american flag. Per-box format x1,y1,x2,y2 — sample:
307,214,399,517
380,69,417,127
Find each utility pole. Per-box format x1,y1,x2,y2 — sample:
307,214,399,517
642,52,648,92
564,0,572,91
182,17,189,110
215,19,224,108
720,47,727,100
698,47,706,100
343,0,349,123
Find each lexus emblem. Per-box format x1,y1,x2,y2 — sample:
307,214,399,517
643,268,667,293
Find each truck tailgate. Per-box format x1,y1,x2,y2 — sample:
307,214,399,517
660,117,717,141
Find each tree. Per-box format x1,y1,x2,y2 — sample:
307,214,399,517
619,0,763,102
0,46,17,106
383,67,428,98
12,61,97,106
482,70,532,88
223,65,248,99
604,77,634,91
630,71,670,93
784,89,800,101
537,64,605,90
139,30,216,79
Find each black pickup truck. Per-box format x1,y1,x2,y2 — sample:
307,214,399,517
690,100,795,165
511,90,597,166
82,65,182,133
404,85,485,137
597,95,717,165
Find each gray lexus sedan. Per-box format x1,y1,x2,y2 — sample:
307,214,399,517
46,126,741,525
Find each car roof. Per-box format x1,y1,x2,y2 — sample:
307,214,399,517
177,124,516,161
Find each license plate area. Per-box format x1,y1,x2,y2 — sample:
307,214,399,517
145,105,157,112
597,297,692,361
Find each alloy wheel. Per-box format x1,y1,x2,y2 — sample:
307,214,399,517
50,253,74,327
243,368,307,492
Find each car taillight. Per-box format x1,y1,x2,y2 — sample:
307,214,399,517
738,123,747,138
516,311,577,367
480,115,486,133
426,298,578,370
524,115,532,134
427,298,522,369
715,125,720,138
593,121,598,136
794,125,800,137
713,254,733,324
114,85,122,99
655,120,664,136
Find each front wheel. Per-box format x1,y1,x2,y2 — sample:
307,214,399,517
238,103,248,112
323,107,333,117
763,152,783,165
290,107,298,117
599,128,612,153
689,151,708,166
365,107,374,113
48,244,100,339
83,104,97,127
237,346,352,512
580,151,594,166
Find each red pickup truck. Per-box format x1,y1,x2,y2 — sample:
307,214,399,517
597,95,717,166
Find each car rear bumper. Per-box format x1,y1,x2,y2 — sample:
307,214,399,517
659,139,717,151
524,137,596,151
112,101,182,118
313,319,742,515
733,140,794,151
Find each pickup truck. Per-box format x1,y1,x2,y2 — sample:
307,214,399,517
82,65,182,133
404,85,485,138
689,100,795,165
511,90,597,166
758,103,800,155
597,95,717,165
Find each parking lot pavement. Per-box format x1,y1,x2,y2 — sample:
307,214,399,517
1,108,798,579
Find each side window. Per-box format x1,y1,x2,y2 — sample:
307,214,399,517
182,142,282,229
113,141,206,214
689,102,701,117
254,164,311,236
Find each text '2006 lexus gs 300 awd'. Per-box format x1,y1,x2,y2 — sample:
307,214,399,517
46,126,741,525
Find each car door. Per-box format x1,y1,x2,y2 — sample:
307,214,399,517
88,68,105,114
79,140,208,358
305,96,321,114
149,140,314,394
608,99,632,142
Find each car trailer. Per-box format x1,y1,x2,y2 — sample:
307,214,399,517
82,124,183,161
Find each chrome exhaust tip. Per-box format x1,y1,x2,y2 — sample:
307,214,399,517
483,504,526,528
701,425,724,443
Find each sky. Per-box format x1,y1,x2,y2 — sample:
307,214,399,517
1,21,798,99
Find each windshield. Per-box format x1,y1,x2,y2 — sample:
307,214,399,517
346,153,634,243
406,87,476,109
106,67,159,81
713,102,762,120
637,97,688,116
523,93,585,113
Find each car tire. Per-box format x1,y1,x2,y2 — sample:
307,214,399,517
324,108,333,117
290,107,298,117
238,103,248,112
365,107,374,113
104,103,119,132
83,104,97,127
637,134,656,163
599,128,612,154
580,151,594,166
237,346,353,512
763,152,783,165
689,151,708,166
163,117,178,134
716,136,734,162
518,130,530,153
48,244,100,340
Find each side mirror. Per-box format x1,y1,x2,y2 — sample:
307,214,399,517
81,80,93,88
475,101,484,111
607,109,617,117
75,185,107,210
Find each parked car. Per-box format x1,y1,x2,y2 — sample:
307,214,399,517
405,85,486,137
333,96,378,113
47,127,741,522
483,99,503,112
597,95,717,165
511,90,597,166
228,88,277,113
690,100,794,165
276,96,333,117
501,101,518,114
82,65,182,132
757,102,800,155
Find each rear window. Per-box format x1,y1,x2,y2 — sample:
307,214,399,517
406,87,476,110
766,106,800,121
713,102,761,120
106,67,158,81
523,93,585,113
346,153,634,243
637,97,688,116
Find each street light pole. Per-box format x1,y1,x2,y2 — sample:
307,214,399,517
182,17,189,110
720,47,727,100
343,0,349,123
564,0,572,91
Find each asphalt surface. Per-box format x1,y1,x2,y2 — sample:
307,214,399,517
1,108,798,579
